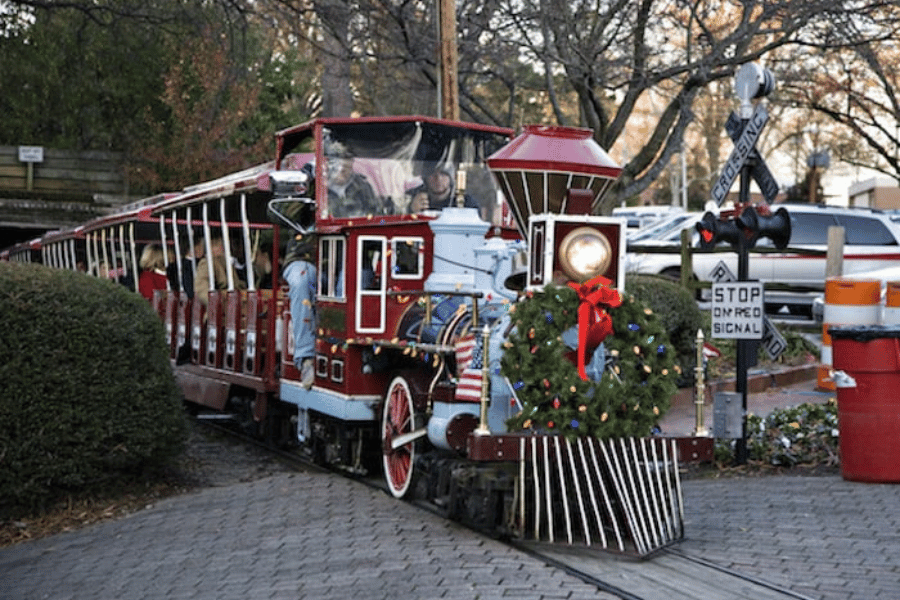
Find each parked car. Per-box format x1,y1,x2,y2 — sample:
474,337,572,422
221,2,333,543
626,211,700,244
625,204,900,314
613,205,684,231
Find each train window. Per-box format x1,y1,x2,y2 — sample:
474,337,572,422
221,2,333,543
357,236,386,333
391,237,424,279
330,358,345,383
319,236,346,299
360,238,385,292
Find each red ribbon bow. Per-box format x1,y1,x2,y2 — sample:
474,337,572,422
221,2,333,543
567,276,622,380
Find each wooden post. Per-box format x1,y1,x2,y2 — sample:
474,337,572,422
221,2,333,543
438,0,459,121
826,226,844,278
680,228,692,290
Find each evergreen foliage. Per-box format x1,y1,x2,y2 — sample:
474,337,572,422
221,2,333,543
0,4,315,195
502,284,679,439
0,263,188,515
624,274,704,383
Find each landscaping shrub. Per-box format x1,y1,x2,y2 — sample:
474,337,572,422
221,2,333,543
0,262,188,516
625,274,703,385
715,399,840,467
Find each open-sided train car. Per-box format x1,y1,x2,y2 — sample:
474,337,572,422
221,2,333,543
0,236,43,264
149,160,288,436
35,193,177,291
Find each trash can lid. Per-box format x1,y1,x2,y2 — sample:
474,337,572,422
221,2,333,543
829,324,900,341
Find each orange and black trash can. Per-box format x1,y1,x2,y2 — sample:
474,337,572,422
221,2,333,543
831,325,900,483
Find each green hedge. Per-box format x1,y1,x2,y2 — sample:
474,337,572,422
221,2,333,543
625,274,703,384
0,262,187,515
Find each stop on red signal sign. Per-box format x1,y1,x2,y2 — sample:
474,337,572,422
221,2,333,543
711,281,764,339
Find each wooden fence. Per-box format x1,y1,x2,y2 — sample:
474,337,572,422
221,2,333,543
0,145,128,200
0,146,132,231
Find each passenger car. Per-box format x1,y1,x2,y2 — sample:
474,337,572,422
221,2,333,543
625,204,900,312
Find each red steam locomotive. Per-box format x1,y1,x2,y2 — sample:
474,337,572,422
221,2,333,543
6,116,683,556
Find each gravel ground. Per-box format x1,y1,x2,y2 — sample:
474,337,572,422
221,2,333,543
177,423,300,487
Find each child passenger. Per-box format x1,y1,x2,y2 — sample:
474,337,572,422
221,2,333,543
138,244,168,301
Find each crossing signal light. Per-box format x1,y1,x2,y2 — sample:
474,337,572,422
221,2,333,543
697,206,792,250
737,205,791,250
696,212,745,250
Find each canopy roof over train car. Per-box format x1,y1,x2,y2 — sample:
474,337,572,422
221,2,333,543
40,225,83,245
150,162,277,222
274,116,514,226
2,235,45,263
78,192,178,243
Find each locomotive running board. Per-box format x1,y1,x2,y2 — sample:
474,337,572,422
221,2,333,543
472,435,684,557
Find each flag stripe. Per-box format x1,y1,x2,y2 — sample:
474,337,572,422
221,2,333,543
455,368,483,402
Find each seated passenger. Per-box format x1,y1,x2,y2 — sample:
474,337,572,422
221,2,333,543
253,247,273,290
166,235,204,300
194,234,243,306
422,163,479,211
326,145,381,218
138,244,168,301
404,177,430,214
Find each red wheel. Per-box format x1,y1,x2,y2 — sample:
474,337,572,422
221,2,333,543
382,376,416,498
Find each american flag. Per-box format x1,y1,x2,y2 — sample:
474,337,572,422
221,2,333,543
455,334,484,402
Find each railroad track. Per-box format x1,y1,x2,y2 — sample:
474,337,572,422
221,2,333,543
191,414,812,600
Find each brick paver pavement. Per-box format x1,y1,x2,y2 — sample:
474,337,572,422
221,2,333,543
3,372,897,600
0,471,618,600
678,474,900,600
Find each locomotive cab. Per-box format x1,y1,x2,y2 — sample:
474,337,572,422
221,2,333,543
267,117,516,473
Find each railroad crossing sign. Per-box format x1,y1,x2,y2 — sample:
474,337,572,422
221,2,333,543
708,261,786,358
725,112,779,204
711,103,768,206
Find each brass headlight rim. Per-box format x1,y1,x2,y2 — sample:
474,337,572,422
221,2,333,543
558,226,612,283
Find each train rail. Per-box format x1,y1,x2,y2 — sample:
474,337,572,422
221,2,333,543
190,411,808,600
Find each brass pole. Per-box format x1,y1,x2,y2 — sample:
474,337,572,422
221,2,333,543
475,324,491,435
693,328,708,436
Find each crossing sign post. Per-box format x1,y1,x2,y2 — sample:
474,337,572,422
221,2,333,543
705,62,781,465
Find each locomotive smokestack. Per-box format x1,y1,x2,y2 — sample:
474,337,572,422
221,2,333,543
486,125,622,238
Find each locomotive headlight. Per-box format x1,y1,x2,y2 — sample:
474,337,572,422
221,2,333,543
557,226,612,283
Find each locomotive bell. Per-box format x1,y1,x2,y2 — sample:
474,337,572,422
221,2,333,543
487,126,625,289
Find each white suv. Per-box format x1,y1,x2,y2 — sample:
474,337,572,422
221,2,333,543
625,204,900,309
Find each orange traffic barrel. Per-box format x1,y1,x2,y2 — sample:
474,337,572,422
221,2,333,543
819,278,881,391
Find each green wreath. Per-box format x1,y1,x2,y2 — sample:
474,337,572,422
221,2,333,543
501,284,679,439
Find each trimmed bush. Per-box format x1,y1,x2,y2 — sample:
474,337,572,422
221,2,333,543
625,274,703,385
0,262,188,515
